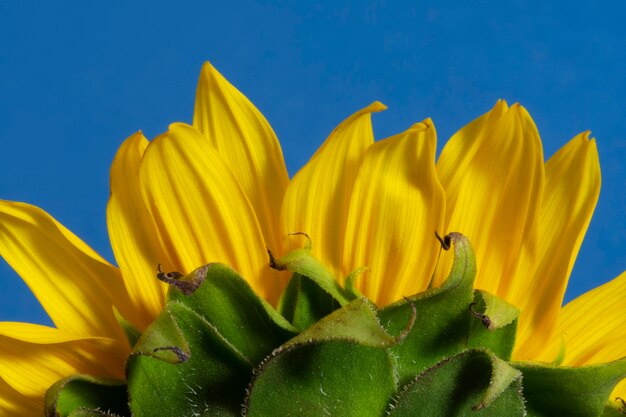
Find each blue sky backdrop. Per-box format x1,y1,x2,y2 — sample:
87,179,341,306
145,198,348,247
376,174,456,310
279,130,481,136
1,1,625,326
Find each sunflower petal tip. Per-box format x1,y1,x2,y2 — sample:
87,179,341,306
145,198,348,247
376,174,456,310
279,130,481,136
492,99,509,113
199,61,226,86
368,101,388,112
508,102,526,115
167,122,193,132
409,118,434,131
129,130,147,141
201,60,215,73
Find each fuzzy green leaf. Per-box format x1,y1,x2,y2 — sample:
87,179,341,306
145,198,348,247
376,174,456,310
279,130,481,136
278,273,341,330
68,410,124,417
270,247,355,305
128,264,298,417
516,358,626,417
132,306,190,363
127,302,252,417
113,306,141,347
476,290,519,329
466,290,519,360
244,297,405,416
387,349,525,416
166,263,297,362
44,374,128,417
602,401,626,417
284,297,410,349
245,341,396,417
378,232,477,385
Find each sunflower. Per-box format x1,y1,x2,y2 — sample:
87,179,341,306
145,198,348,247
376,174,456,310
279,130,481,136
0,62,624,415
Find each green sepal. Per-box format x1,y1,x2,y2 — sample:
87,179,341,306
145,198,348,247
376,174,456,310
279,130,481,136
244,341,397,417
387,349,525,416
278,273,341,331
344,266,368,299
515,357,626,417
284,297,412,349
131,306,190,363
466,290,519,360
474,290,519,329
127,302,252,417
270,247,355,305
127,263,298,417
165,263,298,361
602,401,626,417
44,374,128,417
378,232,477,385
68,410,124,417
113,307,141,348
244,298,403,416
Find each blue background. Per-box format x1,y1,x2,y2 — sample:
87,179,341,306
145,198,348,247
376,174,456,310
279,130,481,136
1,1,625,326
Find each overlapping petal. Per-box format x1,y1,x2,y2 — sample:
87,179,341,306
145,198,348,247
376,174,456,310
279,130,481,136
435,102,545,307
548,271,626,367
281,102,385,276
513,132,601,360
0,201,132,341
0,322,127,398
343,120,446,305
0,378,41,417
193,62,289,254
539,271,626,398
107,132,168,330
139,123,286,302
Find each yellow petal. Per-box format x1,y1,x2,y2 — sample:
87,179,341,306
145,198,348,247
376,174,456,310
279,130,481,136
343,120,446,305
540,271,626,366
613,380,626,404
193,62,289,254
0,201,131,341
0,322,128,398
435,102,545,303
0,378,41,417
281,102,386,276
139,123,285,302
513,132,601,360
107,132,168,329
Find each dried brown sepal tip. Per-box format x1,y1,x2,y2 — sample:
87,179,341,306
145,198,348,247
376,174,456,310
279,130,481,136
267,249,284,271
469,302,492,329
472,402,486,411
156,264,204,296
267,232,314,270
152,346,190,363
434,231,452,250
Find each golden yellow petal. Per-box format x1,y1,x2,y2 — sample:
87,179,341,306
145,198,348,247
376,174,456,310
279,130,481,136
280,102,386,276
541,271,626,366
0,378,41,417
193,62,289,254
343,120,446,305
613,380,626,405
0,201,131,341
513,132,601,360
435,102,545,303
0,322,128,398
139,123,285,302
107,132,168,329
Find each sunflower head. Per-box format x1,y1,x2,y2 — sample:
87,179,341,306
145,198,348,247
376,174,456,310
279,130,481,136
1,62,624,417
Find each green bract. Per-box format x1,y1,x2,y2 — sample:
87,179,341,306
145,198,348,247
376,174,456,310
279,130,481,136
45,234,626,417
